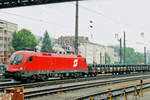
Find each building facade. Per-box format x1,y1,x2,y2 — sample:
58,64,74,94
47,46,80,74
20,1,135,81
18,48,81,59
79,42,94,64
57,36,115,64
0,19,18,64
79,42,114,64
57,36,89,54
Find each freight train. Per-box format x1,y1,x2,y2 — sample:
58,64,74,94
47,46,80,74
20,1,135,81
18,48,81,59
4,51,150,82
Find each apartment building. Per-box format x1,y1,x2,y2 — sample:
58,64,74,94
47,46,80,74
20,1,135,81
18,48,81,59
0,19,17,64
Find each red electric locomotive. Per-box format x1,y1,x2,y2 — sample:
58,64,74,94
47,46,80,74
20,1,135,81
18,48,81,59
5,51,88,82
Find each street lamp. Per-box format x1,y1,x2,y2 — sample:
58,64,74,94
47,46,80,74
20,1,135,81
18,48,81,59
89,20,94,40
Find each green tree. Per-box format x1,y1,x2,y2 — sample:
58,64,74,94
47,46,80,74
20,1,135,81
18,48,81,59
12,29,38,51
109,46,144,64
105,53,111,64
41,30,53,53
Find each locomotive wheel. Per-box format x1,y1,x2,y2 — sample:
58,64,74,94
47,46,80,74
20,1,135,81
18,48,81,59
84,74,88,77
91,74,95,77
40,75,47,81
60,76,64,79
31,75,36,82
4,74,10,78
79,73,84,78
94,74,97,77
26,78,31,83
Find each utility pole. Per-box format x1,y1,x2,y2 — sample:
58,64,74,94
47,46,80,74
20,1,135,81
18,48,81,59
144,47,147,64
115,33,122,64
119,38,122,64
123,31,126,64
74,0,79,54
100,52,102,64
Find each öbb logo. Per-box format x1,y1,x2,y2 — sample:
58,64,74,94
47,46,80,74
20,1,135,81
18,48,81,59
73,59,78,67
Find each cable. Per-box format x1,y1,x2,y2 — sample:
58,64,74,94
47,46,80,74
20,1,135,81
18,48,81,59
0,10,73,32
0,1,145,35
70,2,144,31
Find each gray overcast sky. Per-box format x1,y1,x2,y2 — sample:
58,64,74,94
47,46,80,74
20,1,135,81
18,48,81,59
0,0,150,52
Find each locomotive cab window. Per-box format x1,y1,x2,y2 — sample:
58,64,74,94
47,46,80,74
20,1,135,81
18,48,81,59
27,56,33,62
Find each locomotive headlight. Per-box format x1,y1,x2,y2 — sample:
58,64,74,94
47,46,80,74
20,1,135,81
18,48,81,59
20,66,23,70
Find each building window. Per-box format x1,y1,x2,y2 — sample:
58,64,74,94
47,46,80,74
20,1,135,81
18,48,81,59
0,29,3,33
4,30,7,34
0,44,3,48
7,31,12,34
4,44,7,48
0,37,3,40
0,51,3,54
4,37,7,41
8,52,11,55
8,38,12,41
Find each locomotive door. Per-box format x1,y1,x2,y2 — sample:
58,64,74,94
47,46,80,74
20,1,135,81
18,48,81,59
50,57,55,72
25,56,34,71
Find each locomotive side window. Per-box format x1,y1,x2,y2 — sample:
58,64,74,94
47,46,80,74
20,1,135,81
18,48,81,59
84,59,86,63
27,56,33,62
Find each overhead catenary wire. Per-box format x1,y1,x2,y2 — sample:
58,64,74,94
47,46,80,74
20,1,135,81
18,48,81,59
70,2,145,31
0,1,146,37
70,1,149,52
0,1,143,32
0,10,73,32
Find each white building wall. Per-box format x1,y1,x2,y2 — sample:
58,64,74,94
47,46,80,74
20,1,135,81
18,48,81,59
105,47,115,64
93,44,106,64
79,43,115,64
79,43,93,64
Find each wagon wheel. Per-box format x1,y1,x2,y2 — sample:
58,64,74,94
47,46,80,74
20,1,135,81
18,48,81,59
21,78,30,83
40,75,47,81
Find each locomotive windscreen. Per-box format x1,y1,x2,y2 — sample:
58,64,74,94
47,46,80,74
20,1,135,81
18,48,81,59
10,54,24,65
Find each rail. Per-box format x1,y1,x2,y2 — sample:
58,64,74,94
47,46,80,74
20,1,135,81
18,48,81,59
23,75,150,99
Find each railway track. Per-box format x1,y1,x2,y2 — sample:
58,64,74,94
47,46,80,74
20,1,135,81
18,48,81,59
23,74,150,99
0,72,149,93
0,78,61,87
0,79,12,82
74,82,150,100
